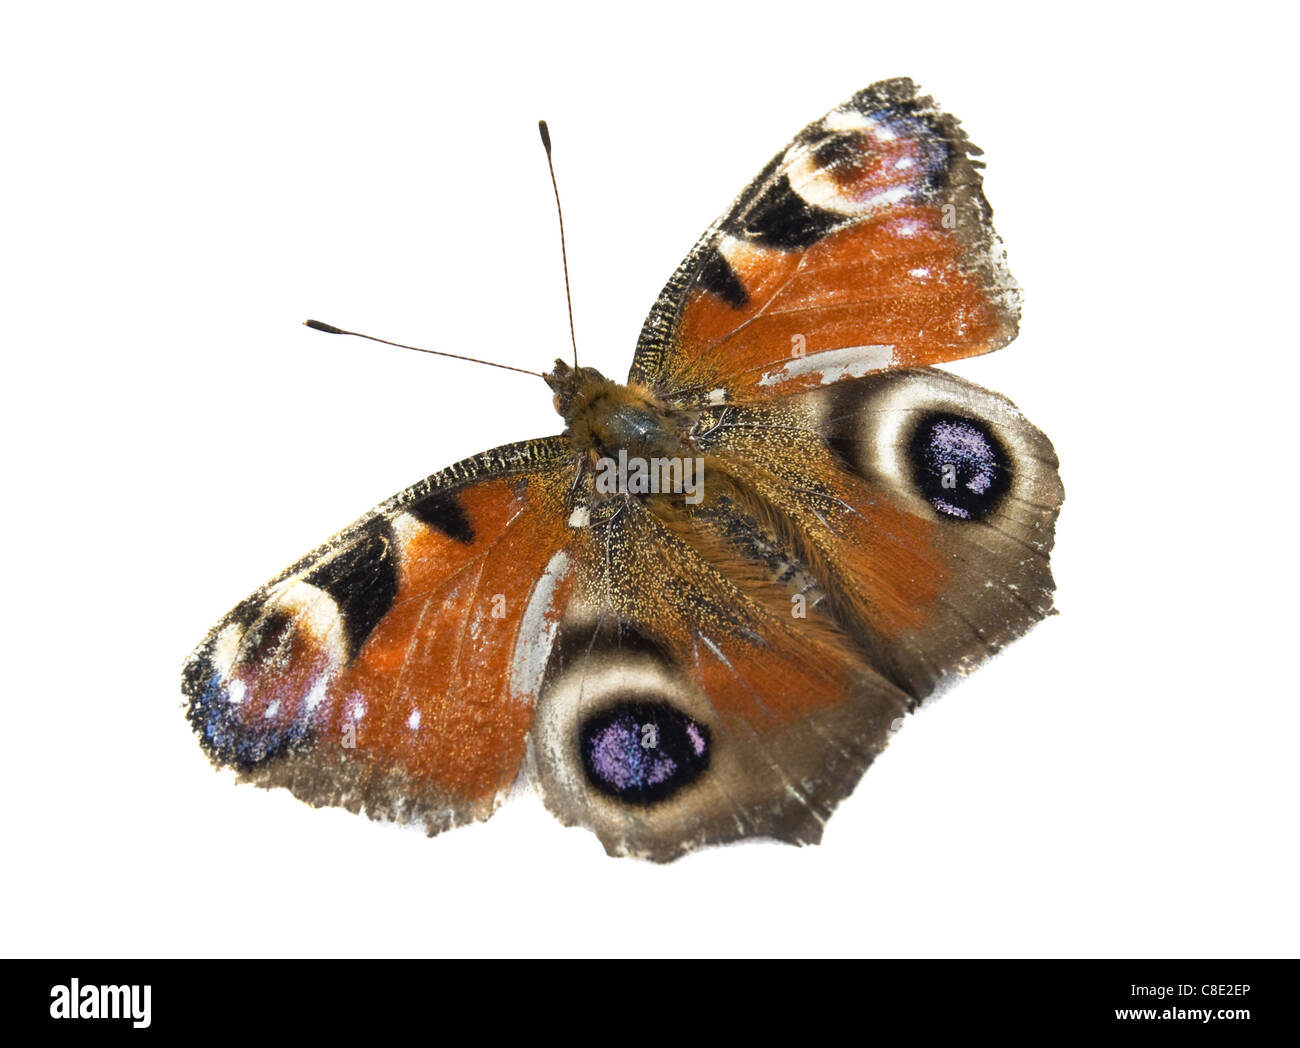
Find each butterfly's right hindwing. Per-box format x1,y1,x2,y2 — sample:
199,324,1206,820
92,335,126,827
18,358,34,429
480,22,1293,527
182,437,578,835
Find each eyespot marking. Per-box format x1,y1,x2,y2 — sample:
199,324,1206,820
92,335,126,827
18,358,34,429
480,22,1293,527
908,412,1011,521
579,700,710,805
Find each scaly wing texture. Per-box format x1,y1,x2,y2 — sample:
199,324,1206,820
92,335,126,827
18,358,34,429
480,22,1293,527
528,486,915,861
630,78,1019,405
182,437,578,834
704,368,1063,700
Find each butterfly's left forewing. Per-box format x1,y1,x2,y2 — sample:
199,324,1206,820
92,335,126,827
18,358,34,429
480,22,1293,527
183,437,577,833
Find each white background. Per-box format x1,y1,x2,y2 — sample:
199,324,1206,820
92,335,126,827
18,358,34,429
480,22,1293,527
3,2,1296,958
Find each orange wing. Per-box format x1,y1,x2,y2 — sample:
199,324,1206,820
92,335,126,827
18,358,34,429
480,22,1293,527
182,438,577,834
527,483,919,861
630,78,1019,405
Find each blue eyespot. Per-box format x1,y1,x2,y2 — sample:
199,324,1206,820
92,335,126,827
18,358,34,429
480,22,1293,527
186,652,313,770
579,701,710,805
909,412,1011,521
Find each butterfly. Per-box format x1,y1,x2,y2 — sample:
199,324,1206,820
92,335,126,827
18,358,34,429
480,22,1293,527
183,78,1062,862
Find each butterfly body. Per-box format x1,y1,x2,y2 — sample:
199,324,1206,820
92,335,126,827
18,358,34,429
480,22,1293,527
548,362,690,464
185,79,1062,861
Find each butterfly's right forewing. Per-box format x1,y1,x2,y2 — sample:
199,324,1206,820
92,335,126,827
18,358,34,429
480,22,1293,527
631,78,1020,407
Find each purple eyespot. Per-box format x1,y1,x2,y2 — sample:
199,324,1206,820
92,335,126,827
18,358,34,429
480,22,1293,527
579,701,711,805
908,412,1010,521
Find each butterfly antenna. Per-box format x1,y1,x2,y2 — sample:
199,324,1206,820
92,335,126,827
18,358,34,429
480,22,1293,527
538,119,580,369
303,320,546,378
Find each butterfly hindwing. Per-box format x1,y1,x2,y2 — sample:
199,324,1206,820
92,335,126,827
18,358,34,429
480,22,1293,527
527,488,914,861
631,78,1019,406
700,367,1063,700
183,437,577,834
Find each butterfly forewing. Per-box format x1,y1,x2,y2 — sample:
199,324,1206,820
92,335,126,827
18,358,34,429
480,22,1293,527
183,438,578,833
631,77,1020,406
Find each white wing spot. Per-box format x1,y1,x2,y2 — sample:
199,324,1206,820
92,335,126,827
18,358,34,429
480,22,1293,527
305,678,328,710
211,624,243,678
823,108,873,133
757,345,894,387
509,550,571,703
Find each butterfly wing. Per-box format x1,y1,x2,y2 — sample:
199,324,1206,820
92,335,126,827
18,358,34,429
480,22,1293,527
703,368,1063,699
527,487,915,861
631,78,1019,405
182,437,579,834
528,368,1061,861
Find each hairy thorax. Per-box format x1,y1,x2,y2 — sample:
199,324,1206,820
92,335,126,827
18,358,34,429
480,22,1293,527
545,360,696,464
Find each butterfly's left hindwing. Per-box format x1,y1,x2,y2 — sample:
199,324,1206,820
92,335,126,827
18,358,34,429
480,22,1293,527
183,437,577,834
